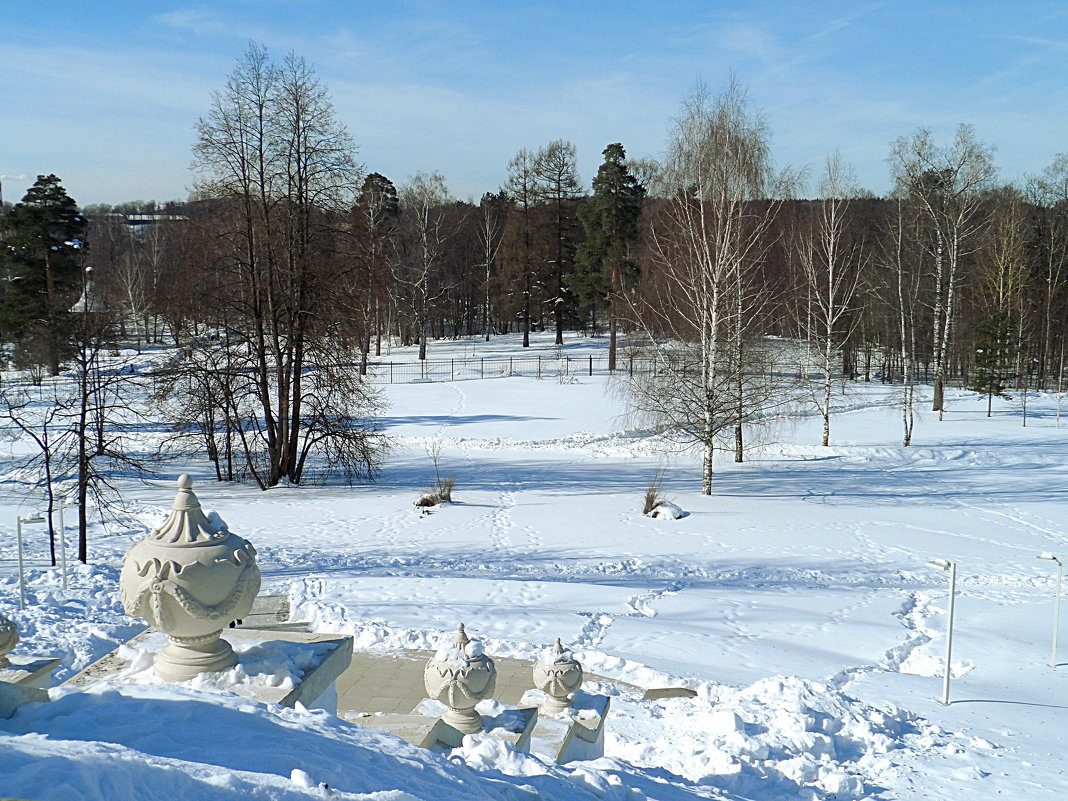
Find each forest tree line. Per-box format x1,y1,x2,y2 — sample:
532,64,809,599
3,46,1068,497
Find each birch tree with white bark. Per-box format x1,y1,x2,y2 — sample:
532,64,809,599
797,154,865,447
889,125,996,417
627,80,791,494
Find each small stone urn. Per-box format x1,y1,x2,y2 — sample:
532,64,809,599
0,610,18,668
120,475,261,681
533,637,583,714
424,623,497,733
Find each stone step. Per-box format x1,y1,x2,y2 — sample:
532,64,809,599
334,649,637,717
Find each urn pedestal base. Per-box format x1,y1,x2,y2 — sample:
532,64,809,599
541,694,572,715
441,705,483,734
527,691,610,764
155,630,237,682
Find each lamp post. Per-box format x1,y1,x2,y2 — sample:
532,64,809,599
926,558,957,706
16,514,46,611
1038,553,1063,668
56,498,77,590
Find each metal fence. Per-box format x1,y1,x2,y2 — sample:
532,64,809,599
359,355,842,384
362,355,620,383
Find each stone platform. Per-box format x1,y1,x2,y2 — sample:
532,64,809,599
0,654,60,719
63,627,352,713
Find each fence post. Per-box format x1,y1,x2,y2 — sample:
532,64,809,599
589,355,593,376
451,359,454,382
509,356,513,375
481,357,484,379
537,356,541,380
390,362,393,384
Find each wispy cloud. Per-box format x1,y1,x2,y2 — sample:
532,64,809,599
153,6,296,50
155,8,231,36
805,3,886,42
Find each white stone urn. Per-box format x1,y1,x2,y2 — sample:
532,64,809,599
533,637,583,714
423,623,497,733
120,475,260,681
0,610,18,668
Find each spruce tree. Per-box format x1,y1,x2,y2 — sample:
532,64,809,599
0,174,86,375
574,144,645,370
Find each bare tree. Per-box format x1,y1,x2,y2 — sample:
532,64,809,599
629,80,791,493
499,149,544,347
882,199,921,446
796,154,866,446
1028,155,1068,389
394,172,456,360
354,173,398,370
889,125,996,415
476,192,507,341
971,186,1029,415
187,43,386,488
0,387,68,565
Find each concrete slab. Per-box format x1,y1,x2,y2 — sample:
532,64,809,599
0,655,60,690
643,687,698,701
234,594,311,633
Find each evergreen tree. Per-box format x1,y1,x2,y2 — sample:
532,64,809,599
0,174,86,375
970,311,1017,416
574,144,645,369
355,173,399,366
534,140,582,345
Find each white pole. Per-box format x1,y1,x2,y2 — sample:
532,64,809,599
16,518,26,610
58,501,68,590
1052,560,1063,669
942,561,957,706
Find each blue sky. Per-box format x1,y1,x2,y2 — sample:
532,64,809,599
2,1,1067,205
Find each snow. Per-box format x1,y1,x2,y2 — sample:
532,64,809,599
648,502,684,520
2,332,1068,799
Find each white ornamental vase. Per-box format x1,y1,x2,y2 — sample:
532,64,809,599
533,637,583,714
120,475,260,681
0,610,18,668
424,623,496,733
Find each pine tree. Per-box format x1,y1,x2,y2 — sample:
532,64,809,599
534,140,582,345
0,174,86,375
574,144,645,369
970,312,1016,416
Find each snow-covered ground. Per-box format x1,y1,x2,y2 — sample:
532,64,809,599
3,332,1068,800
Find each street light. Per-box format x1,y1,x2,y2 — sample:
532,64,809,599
1038,553,1063,668
55,498,78,590
16,514,46,611
926,558,957,706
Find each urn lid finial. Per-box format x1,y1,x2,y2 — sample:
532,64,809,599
453,622,470,649
149,475,227,545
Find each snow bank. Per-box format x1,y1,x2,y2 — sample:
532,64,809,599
607,675,970,800
0,683,658,801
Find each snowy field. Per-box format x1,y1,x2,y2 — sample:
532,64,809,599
3,332,1068,800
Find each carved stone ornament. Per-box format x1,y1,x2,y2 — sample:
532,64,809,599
533,637,583,714
423,623,497,733
119,475,260,681
0,610,18,668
